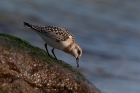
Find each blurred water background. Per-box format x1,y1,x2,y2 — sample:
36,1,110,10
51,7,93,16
0,0,140,93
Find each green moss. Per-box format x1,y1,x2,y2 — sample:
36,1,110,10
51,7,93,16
0,33,32,50
0,33,50,63
0,33,89,82
0,88,8,93
0,33,70,67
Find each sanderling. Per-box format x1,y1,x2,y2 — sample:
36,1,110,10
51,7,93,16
23,22,82,67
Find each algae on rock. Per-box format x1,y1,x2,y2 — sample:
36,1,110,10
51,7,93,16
0,33,101,93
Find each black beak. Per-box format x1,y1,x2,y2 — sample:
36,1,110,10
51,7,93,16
76,58,79,67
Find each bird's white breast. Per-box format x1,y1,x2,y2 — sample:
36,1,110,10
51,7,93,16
36,31,72,50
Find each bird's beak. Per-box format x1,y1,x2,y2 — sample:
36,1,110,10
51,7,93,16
76,58,79,68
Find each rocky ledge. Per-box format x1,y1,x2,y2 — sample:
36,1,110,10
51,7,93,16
0,33,101,93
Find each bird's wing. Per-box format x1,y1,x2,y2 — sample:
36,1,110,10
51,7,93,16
24,22,75,43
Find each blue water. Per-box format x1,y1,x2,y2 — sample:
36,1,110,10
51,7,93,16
0,0,140,93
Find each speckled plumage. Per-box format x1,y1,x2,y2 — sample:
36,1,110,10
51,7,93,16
25,24,75,43
23,22,82,67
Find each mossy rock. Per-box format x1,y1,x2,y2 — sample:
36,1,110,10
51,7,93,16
0,33,101,93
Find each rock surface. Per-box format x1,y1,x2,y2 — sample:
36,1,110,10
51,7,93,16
0,33,101,93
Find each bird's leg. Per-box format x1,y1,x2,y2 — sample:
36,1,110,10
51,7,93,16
45,44,50,56
76,58,79,68
51,48,58,60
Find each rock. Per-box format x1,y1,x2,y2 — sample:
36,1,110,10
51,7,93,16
0,33,101,93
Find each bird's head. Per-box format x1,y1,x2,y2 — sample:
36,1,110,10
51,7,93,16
71,44,82,67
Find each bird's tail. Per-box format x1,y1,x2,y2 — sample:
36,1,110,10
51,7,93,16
23,22,43,32
23,22,33,28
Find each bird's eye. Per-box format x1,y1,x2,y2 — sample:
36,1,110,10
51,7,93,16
77,50,81,54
